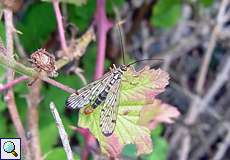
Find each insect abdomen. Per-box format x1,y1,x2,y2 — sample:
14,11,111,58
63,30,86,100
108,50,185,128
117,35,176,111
92,89,109,108
91,71,122,109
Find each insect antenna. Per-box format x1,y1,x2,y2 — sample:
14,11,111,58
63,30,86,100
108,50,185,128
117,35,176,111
127,58,164,67
116,20,126,65
115,21,164,67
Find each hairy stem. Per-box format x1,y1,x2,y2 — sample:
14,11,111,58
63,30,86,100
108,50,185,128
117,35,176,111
3,9,31,160
0,75,28,92
94,0,113,79
52,0,69,56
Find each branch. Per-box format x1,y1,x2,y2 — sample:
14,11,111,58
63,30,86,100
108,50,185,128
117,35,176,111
3,9,31,160
195,0,229,95
213,128,230,160
27,80,42,160
50,102,74,160
94,0,113,79
52,0,69,57
0,53,76,93
178,55,230,160
0,75,28,92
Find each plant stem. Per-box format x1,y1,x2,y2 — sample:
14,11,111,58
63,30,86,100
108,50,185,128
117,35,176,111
0,53,37,77
195,0,229,95
94,0,113,79
4,9,31,160
27,80,42,160
0,75,28,92
0,53,76,93
52,0,69,56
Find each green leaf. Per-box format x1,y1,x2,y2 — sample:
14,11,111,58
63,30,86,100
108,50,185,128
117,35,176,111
82,44,111,81
151,0,182,28
106,0,124,15
145,137,168,160
0,21,5,43
0,99,6,112
151,124,164,137
122,144,137,158
40,123,58,153
15,95,28,124
78,66,176,157
17,2,56,52
44,147,80,160
199,0,214,7
0,113,7,137
42,0,87,6
82,44,97,80
14,81,28,94
67,1,95,32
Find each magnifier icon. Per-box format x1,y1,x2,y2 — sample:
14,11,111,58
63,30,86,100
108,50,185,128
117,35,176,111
3,141,18,157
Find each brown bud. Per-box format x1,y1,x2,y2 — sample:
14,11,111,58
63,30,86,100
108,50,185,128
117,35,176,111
30,49,58,77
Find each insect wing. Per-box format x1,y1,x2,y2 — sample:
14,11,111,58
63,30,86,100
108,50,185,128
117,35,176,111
66,72,113,109
100,79,121,136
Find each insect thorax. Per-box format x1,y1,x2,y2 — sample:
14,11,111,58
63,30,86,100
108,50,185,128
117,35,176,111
91,66,124,109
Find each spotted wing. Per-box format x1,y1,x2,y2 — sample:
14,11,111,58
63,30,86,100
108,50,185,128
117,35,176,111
66,72,113,109
99,79,121,136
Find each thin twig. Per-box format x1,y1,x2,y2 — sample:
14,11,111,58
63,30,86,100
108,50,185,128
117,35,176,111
213,128,230,160
178,55,230,160
14,32,27,58
178,129,190,160
191,124,227,160
196,0,229,95
50,102,74,160
52,0,69,56
0,75,28,92
4,9,31,160
43,77,76,93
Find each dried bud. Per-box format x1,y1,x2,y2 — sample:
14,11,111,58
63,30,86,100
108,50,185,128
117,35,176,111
30,49,58,77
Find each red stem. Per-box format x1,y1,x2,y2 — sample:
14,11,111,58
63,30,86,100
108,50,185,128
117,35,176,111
94,0,113,79
77,0,114,159
0,75,28,92
52,0,69,56
0,76,76,94
4,9,31,159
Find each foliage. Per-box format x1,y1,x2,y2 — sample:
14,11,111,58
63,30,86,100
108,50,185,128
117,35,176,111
44,147,80,160
0,0,201,159
0,21,5,42
151,0,182,28
78,67,180,157
17,2,56,52
199,0,214,7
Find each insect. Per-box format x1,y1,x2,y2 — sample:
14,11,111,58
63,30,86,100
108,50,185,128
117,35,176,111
66,64,127,136
66,22,162,136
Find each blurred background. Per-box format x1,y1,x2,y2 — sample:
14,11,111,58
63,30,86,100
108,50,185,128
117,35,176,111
0,0,230,159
